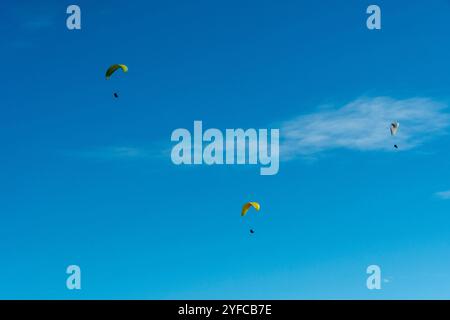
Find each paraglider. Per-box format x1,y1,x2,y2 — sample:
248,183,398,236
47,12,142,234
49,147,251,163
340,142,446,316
105,64,128,79
241,202,260,216
242,202,260,235
390,121,400,149
106,64,128,99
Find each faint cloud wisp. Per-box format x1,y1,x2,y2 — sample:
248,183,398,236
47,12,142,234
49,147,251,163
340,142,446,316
70,146,157,160
435,190,450,200
21,16,55,30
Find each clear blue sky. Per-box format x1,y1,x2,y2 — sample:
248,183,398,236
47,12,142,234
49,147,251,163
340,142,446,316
1,0,450,299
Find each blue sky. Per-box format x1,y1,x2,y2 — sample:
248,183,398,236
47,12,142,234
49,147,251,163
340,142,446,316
1,0,450,299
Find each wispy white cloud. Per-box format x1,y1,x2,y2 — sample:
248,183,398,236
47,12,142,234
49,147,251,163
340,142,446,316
281,97,450,159
69,146,163,160
435,190,450,200
21,16,55,30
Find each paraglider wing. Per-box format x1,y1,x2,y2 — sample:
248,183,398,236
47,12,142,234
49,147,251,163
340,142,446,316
241,202,260,217
105,64,128,79
390,122,399,136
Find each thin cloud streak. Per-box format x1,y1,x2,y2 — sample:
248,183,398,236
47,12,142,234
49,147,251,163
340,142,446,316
435,190,450,200
68,146,164,161
21,16,55,30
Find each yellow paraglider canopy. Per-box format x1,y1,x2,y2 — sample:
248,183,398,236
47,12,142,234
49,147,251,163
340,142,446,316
105,64,128,79
241,202,260,217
